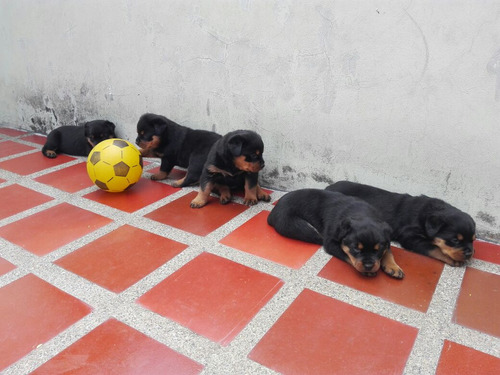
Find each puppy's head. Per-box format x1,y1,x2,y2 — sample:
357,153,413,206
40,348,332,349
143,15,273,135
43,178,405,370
425,209,476,262
135,114,165,151
336,217,392,276
84,120,116,147
226,130,265,173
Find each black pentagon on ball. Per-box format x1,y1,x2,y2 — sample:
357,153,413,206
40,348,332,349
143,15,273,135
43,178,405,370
89,151,101,165
112,139,130,148
94,179,109,190
113,161,130,177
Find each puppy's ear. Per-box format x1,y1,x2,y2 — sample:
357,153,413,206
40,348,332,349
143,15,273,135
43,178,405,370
154,123,164,135
83,122,90,137
106,121,116,131
227,135,244,156
382,222,392,239
425,214,444,237
333,218,351,242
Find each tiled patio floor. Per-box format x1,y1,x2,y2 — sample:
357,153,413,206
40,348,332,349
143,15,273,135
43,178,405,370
1,127,499,374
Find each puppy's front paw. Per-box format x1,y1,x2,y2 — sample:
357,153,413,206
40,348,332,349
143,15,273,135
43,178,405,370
382,264,405,279
258,191,271,202
243,198,258,206
150,171,168,181
44,150,57,158
190,199,207,208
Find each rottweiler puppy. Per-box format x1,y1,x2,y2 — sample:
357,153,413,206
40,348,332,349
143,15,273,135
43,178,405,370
42,120,116,158
136,113,221,187
327,181,476,266
268,189,403,278
190,130,271,208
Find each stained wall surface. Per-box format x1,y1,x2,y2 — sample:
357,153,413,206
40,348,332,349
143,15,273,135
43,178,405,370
1,0,499,240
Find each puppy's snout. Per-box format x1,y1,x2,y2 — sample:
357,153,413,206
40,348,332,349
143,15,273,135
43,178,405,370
363,261,375,270
464,247,474,258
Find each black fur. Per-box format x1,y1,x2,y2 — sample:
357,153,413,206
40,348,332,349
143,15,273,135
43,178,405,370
135,113,221,187
268,189,403,278
42,120,116,158
327,181,476,266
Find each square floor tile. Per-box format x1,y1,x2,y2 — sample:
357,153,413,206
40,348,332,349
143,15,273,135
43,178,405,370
220,211,320,269
0,184,53,220
248,288,418,375
0,140,36,158
30,318,203,375
0,203,112,256
20,134,47,145
55,225,188,293
0,128,26,137
138,252,283,346
453,267,500,337
0,274,92,371
474,240,500,265
318,246,443,312
145,191,248,236
0,152,75,175
0,257,16,276
435,340,500,375
84,178,179,213
34,162,94,193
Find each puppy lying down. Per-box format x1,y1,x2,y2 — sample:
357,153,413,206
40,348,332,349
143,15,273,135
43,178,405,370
268,188,404,278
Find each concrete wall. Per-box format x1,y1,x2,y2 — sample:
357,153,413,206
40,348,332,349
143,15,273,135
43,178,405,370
1,0,499,241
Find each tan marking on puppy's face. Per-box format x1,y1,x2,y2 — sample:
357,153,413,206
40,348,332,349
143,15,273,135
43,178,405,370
433,237,467,261
137,135,161,151
342,244,380,274
233,155,262,173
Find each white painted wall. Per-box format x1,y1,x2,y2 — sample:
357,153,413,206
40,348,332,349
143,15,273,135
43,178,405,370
1,0,499,240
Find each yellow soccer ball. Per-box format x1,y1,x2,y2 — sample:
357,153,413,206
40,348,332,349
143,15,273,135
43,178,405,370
87,138,143,192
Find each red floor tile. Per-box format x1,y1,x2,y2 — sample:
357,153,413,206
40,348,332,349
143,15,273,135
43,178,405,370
436,340,500,375
0,178,5,184
453,267,500,337
55,225,188,293
0,140,36,158
0,128,26,137
220,211,320,269
0,203,112,256
0,152,75,175
0,274,92,371
145,191,248,236
30,319,203,375
474,240,500,265
0,184,53,220
20,134,47,145
34,162,94,193
84,178,179,213
138,252,283,346
248,288,418,375
318,247,444,312
0,257,16,276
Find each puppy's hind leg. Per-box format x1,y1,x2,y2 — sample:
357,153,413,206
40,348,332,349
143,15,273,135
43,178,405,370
42,130,62,158
269,214,323,245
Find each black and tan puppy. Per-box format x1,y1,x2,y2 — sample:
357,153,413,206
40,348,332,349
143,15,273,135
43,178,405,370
190,130,271,208
327,181,476,266
42,120,116,158
136,113,221,187
268,189,403,278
